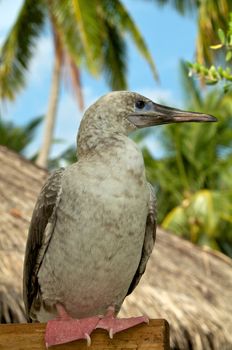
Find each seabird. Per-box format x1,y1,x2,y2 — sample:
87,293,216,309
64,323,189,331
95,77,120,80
23,91,216,347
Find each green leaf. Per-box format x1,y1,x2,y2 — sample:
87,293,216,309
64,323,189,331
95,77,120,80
218,28,225,44
206,79,218,85
0,0,45,100
0,115,42,153
101,19,127,89
224,83,232,93
142,66,232,256
210,44,223,50
162,206,187,234
226,50,232,61
112,0,158,80
50,0,103,75
51,0,157,87
70,0,102,74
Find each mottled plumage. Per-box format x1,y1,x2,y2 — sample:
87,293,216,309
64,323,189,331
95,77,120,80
23,91,216,346
24,92,157,323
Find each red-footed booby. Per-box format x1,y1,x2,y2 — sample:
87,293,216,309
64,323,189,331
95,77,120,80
23,91,216,347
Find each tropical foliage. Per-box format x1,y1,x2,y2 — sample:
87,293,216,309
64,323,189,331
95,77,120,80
154,0,232,64
0,0,157,167
143,1,232,256
138,62,232,257
189,12,232,92
0,1,157,100
0,116,42,155
47,62,232,257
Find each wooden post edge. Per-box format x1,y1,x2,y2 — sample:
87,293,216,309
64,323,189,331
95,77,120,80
0,319,170,350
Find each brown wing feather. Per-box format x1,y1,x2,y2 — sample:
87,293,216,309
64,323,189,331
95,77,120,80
23,168,64,320
127,183,156,295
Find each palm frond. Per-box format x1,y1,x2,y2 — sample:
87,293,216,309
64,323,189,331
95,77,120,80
49,10,84,110
0,115,42,153
24,115,43,134
102,19,127,90
152,0,198,14
50,0,157,87
180,60,202,108
66,54,84,110
196,1,232,64
48,1,83,64
0,0,45,100
71,0,102,73
141,84,232,256
50,0,103,75
112,0,158,80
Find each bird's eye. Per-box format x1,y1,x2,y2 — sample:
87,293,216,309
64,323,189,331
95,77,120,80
135,100,145,109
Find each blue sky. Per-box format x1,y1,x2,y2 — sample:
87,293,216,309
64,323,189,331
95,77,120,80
0,0,197,158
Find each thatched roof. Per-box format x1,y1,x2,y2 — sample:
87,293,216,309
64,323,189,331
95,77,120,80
0,146,46,323
0,145,231,349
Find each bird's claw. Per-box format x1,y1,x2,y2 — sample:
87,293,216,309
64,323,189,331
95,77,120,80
109,328,114,339
85,333,91,346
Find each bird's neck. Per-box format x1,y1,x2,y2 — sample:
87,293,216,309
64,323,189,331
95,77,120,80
77,129,146,182
77,127,125,159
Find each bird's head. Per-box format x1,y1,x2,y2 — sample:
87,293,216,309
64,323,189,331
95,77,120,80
77,91,216,156
83,91,216,133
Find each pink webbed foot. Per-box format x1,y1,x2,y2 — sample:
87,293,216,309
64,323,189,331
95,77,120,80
96,306,149,338
45,304,100,348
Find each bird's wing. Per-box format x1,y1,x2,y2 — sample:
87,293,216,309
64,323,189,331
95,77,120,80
23,168,64,320
127,183,156,296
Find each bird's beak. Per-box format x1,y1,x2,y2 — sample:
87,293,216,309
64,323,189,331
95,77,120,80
128,102,217,128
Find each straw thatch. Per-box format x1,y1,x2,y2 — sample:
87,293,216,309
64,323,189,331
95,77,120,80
0,145,231,349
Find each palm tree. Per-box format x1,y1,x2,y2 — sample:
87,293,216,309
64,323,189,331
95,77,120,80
139,62,232,256
196,1,232,64
151,0,232,64
0,0,157,168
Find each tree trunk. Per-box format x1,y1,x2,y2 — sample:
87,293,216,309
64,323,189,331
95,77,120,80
36,52,62,168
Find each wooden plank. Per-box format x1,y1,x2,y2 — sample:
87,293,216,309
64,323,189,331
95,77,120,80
0,319,169,350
